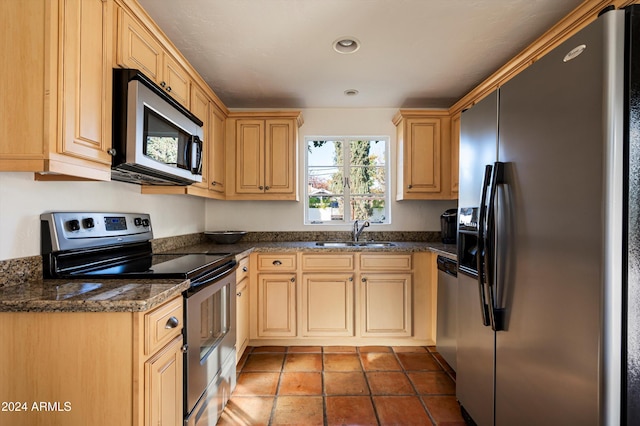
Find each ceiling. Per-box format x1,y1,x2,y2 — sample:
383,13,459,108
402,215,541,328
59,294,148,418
138,0,585,109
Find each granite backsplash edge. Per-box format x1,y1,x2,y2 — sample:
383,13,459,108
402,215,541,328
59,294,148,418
0,231,442,288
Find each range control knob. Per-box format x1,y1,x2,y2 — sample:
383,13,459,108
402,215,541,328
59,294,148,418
66,219,80,232
134,217,142,227
82,218,95,229
141,218,150,227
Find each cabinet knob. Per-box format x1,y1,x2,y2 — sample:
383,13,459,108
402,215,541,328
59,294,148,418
211,181,218,186
166,86,172,93
273,260,282,266
259,185,264,190
242,266,248,272
160,81,166,88
265,186,270,190
290,277,295,282
107,148,116,156
407,184,413,189
349,276,353,282
181,344,188,353
165,316,180,329
361,277,367,282
237,291,242,297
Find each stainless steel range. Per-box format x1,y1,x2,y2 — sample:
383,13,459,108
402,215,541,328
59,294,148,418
41,212,237,426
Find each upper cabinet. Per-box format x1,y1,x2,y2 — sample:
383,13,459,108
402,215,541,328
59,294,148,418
115,5,190,107
0,0,114,181
393,110,457,200
225,112,303,201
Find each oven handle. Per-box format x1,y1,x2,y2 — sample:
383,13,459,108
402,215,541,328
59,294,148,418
185,260,237,295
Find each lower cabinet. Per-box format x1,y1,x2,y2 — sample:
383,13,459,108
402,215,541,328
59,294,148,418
359,273,412,337
302,273,355,337
236,255,250,363
249,252,432,345
0,295,184,426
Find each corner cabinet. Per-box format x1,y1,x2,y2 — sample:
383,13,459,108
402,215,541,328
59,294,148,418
393,110,457,200
0,0,113,181
226,112,303,201
0,295,184,426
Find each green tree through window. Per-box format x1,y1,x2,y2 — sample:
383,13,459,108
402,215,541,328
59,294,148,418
306,137,388,224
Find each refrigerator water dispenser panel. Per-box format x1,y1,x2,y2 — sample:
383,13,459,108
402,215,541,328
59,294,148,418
458,207,479,277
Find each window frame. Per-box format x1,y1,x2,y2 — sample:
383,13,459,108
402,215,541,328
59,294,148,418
303,135,391,225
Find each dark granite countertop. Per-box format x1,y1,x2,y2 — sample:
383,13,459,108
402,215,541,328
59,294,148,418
164,241,458,259
0,239,455,313
0,278,189,313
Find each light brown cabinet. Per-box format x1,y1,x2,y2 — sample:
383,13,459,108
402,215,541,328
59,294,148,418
226,112,302,200
248,251,432,346
450,112,461,195
209,104,227,196
116,5,190,107
189,83,211,190
393,110,457,200
236,255,250,362
0,295,184,426
0,0,113,181
252,253,297,338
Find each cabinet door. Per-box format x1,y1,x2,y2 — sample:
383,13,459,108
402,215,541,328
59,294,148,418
235,120,265,193
404,118,441,194
360,273,412,337
257,273,296,337
264,119,296,195
236,277,250,362
209,105,226,195
302,273,354,337
163,54,190,107
145,335,183,426
190,84,209,189
117,9,162,82
59,0,112,167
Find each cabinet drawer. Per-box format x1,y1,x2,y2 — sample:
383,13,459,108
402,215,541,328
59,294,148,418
145,296,183,356
237,256,250,282
360,254,412,271
301,254,355,271
257,254,297,271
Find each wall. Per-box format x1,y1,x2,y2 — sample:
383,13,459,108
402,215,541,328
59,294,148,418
0,173,205,261
205,108,457,232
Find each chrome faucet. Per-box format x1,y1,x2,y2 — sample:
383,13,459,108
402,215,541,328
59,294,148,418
352,220,370,242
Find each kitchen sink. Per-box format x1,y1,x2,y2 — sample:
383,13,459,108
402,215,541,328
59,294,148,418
315,241,396,248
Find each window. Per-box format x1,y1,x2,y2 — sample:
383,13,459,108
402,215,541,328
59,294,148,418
305,137,389,224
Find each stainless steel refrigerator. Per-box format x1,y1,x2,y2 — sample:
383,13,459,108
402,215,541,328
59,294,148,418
456,5,640,425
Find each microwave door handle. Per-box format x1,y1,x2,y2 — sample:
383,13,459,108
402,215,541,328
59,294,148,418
190,136,203,175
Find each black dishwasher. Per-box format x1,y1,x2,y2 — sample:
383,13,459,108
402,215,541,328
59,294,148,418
436,255,458,371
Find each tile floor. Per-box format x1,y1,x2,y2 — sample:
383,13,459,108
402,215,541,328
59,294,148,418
217,346,466,426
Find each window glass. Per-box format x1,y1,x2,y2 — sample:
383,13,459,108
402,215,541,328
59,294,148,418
305,137,389,224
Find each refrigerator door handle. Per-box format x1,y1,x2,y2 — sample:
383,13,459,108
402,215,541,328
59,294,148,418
476,164,493,327
487,161,506,331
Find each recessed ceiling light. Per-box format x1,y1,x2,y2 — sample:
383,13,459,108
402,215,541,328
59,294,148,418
333,37,360,54
344,89,359,96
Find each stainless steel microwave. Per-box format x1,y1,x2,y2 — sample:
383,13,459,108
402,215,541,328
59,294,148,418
111,69,203,185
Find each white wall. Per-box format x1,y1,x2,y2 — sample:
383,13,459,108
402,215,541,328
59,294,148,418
205,108,456,232
0,173,205,261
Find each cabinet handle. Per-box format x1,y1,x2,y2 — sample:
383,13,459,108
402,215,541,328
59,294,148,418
160,81,166,88
242,266,248,272
407,184,413,189
361,277,367,282
273,260,282,266
290,277,295,282
265,186,270,190
166,86,172,93
165,316,180,329
237,291,242,297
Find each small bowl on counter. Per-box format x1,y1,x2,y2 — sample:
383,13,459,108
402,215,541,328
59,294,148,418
205,231,247,244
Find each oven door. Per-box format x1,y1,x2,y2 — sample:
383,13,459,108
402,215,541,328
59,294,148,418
184,271,236,424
